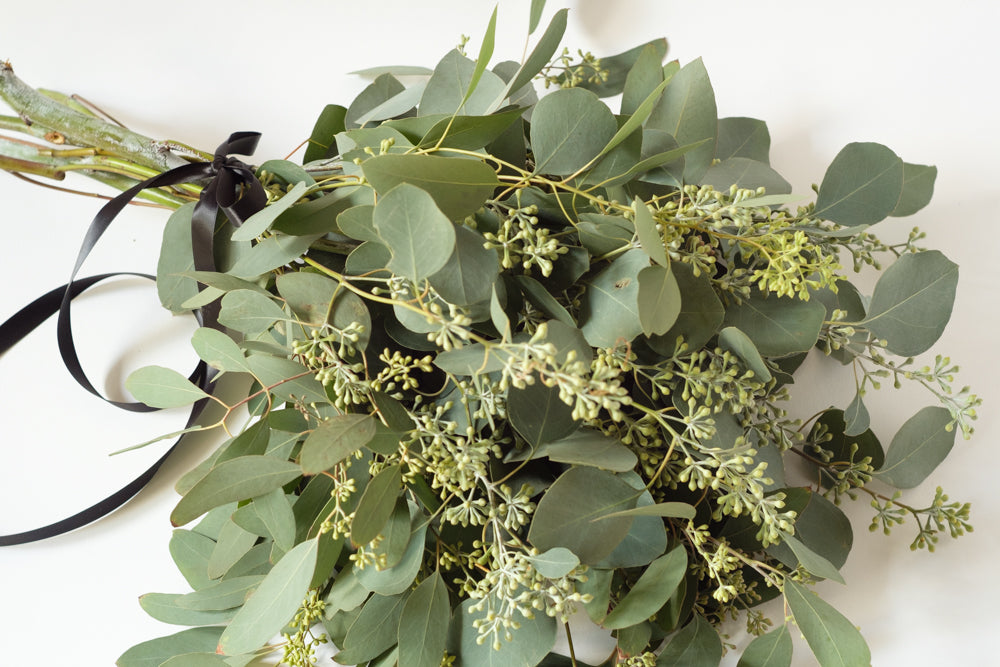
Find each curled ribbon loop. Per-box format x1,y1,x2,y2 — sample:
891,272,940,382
0,132,267,545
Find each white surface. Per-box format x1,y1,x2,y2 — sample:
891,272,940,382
1,1,998,665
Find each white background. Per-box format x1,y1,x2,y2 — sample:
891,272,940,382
1,1,998,665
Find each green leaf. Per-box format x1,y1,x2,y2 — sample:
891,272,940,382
844,391,870,436
246,354,328,405
489,9,568,111
125,365,209,409
647,57,717,183
453,596,556,666
722,291,826,357
877,406,956,489
300,414,377,475
637,264,681,337
351,464,403,545
160,655,229,667
354,83,427,127
596,479,667,569
434,344,505,376
357,507,429,594
217,289,288,335
171,456,302,526
460,7,498,111
530,87,617,175
227,233,323,279
528,467,636,564
253,488,296,553
372,183,455,282
139,593,237,626
337,204,378,241
526,429,637,472
769,488,853,571
861,250,958,356
600,501,696,521
784,579,871,667
350,65,434,77
891,162,937,217
169,529,215,590
512,274,575,327
633,197,667,267
814,142,904,226
177,575,264,611
529,0,546,33
271,185,360,236
579,249,648,348
647,261,725,355
527,547,580,578
655,615,723,666
702,157,791,194
737,625,792,667
599,77,669,160
716,117,771,164
362,153,500,221
718,327,773,383
157,203,198,313
508,379,578,448
783,536,845,584
337,592,410,664
622,43,666,117
564,38,668,99
602,544,687,630
420,50,506,117
207,519,258,579
304,104,346,163
191,327,251,374
373,496,413,569
231,182,309,241
117,627,224,667
805,410,884,492
398,570,451,667
602,138,710,188
277,272,372,348
218,538,320,656
346,73,405,127
418,108,525,152
429,224,500,306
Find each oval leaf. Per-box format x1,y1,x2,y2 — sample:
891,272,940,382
877,406,956,489
862,250,958,356
737,625,792,667
814,142,903,226
638,264,681,337
126,365,209,409
530,87,617,175
398,570,451,667
351,464,403,546
373,183,456,282
656,614,723,666
300,414,377,475
191,327,251,374
527,547,580,579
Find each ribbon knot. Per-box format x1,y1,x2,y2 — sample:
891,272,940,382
0,132,269,544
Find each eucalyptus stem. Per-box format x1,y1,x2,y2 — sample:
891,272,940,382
0,61,189,171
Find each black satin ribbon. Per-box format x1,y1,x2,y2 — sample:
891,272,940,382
0,132,266,546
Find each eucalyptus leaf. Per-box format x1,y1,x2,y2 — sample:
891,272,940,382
489,8,569,111
602,544,687,630
783,535,845,584
157,203,198,312
622,43,667,117
253,488,296,553
655,614,723,666
579,249,648,348
528,467,636,564
524,429,637,472
218,538,320,656
633,196,667,267
530,87,617,176
718,326,773,383
453,596,556,667
227,233,323,279
206,519,258,580
428,224,500,306
168,529,216,591
647,57,717,182
891,162,937,217
231,181,308,241
420,50,506,117
217,289,288,335
139,593,237,626
527,547,580,579
877,406,956,489
347,73,406,127
508,379,578,448
637,264,681,337
300,413,377,475
647,261,725,355
702,157,791,194
722,291,826,357
304,104,346,162
191,327,251,374
116,627,224,667
716,117,771,164
177,575,264,611
125,365,209,409
844,391,870,436
351,464,403,545
398,570,451,667
861,250,958,356
362,153,500,221
784,579,870,667
171,456,301,527
814,142,903,226
737,625,792,667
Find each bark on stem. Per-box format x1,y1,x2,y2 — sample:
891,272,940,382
0,61,190,172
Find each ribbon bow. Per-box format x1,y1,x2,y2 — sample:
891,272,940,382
0,132,267,544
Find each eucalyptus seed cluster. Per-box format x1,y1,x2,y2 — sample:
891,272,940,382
482,203,568,276
539,46,609,89
280,589,328,667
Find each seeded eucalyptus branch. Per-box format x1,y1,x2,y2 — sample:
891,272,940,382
0,4,979,667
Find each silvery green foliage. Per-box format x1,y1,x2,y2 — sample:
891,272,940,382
0,5,976,667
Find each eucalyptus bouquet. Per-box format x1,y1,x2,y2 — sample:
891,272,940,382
0,4,979,667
